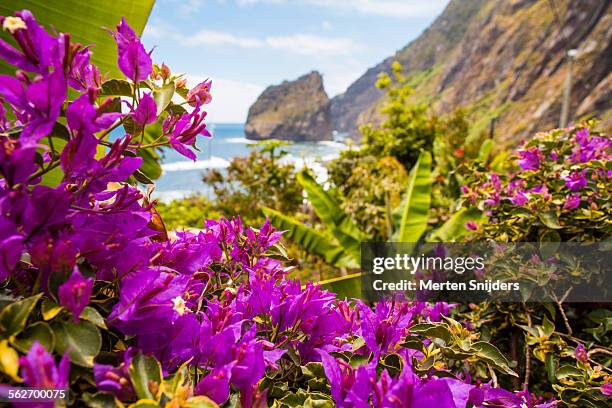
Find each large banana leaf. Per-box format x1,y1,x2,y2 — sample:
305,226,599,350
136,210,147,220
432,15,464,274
0,0,155,77
393,150,432,242
427,207,483,242
261,207,359,268
317,273,361,299
297,169,366,256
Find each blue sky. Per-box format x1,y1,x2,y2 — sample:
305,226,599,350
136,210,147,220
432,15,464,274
142,0,449,123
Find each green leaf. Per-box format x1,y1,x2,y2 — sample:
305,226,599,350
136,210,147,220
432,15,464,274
545,352,556,383
128,400,158,408
261,207,358,268
12,321,55,353
129,354,163,401
428,207,483,242
538,211,563,229
0,0,155,78
297,169,365,257
52,320,101,367
542,316,555,338
393,150,432,243
136,148,162,181
183,396,219,408
317,273,361,299
80,306,108,329
82,392,124,408
556,365,583,380
0,293,43,338
0,339,21,382
41,299,64,321
409,323,452,345
153,82,176,115
101,79,134,97
478,139,494,162
470,341,517,377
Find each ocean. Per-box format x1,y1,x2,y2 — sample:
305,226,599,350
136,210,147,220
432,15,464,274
154,123,348,201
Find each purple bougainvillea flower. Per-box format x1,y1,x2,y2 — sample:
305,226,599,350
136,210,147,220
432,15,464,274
0,70,66,145
112,17,138,51
465,221,478,230
478,387,557,408
58,267,94,322
186,79,213,107
319,350,374,408
574,343,588,363
602,383,612,396
517,146,542,171
0,137,37,186
0,10,64,74
563,170,587,191
21,185,72,239
112,18,151,82
119,40,152,82
510,189,529,206
69,47,101,91
108,268,197,335
19,341,70,389
153,230,222,275
163,102,211,160
131,92,157,126
93,349,135,401
563,194,581,211
530,184,552,201
357,299,414,357
0,217,23,281
570,127,612,164
195,365,233,405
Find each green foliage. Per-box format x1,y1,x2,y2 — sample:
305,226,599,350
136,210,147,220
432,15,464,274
129,354,163,401
359,62,437,168
327,154,407,240
154,195,219,230
0,0,154,78
393,150,432,242
297,169,366,255
206,142,302,224
261,207,358,269
462,123,612,241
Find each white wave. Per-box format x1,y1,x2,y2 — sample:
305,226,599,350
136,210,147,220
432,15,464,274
317,140,346,149
279,155,329,183
162,156,230,172
222,137,258,144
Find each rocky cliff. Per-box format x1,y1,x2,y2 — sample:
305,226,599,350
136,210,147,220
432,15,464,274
330,0,611,145
245,71,332,141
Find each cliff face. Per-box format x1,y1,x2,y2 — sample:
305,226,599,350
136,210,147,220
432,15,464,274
245,71,332,141
330,0,487,134
331,0,611,144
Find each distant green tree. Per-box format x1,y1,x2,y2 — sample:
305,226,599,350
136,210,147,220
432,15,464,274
359,61,438,168
155,195,220,230
204,140,303,224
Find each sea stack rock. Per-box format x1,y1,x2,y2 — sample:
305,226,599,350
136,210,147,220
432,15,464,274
245,71,332,141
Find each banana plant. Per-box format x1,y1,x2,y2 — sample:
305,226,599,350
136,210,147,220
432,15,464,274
263,150,484,297
0,0,155,78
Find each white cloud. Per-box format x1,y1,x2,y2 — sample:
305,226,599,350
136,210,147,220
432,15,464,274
265,34,356,56
235,0,449,18
187,76,264,123
185,30,263,48
144,22,358,56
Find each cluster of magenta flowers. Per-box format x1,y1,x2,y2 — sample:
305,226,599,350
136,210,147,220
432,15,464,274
461,125,611,239
0,10,559,408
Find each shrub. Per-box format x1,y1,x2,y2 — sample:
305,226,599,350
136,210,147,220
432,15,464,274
461,123,611,241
